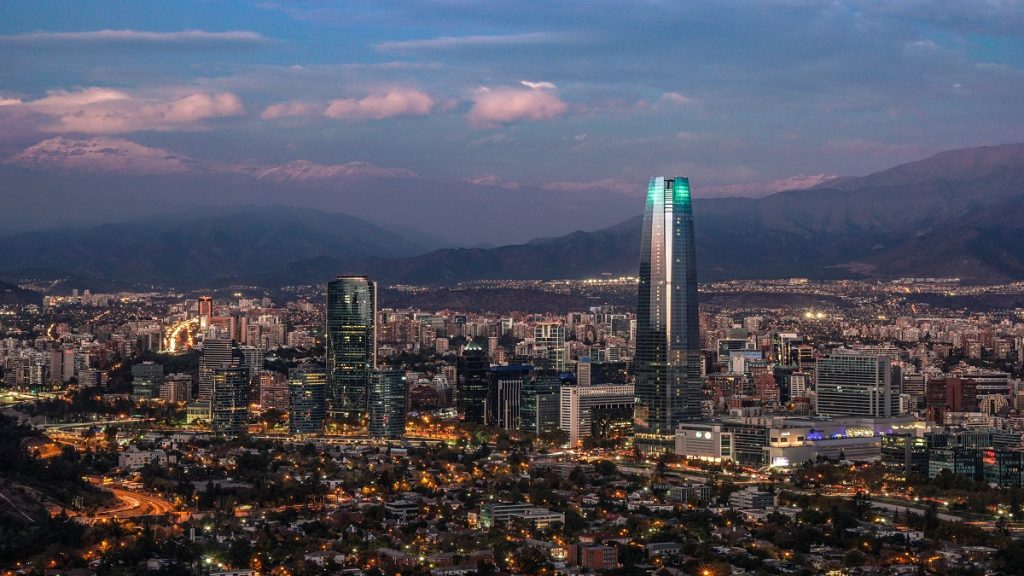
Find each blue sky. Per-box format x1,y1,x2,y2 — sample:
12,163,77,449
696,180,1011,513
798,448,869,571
2,0,1023,195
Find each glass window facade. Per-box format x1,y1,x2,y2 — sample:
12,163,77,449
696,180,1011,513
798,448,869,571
636,176,702,438
288,366,327,435
326,276,376,416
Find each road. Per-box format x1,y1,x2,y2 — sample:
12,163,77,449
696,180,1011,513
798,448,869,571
75,482,178,524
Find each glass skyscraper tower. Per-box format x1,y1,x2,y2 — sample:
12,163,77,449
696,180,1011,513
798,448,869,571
635,176,701,446
326,276,377,417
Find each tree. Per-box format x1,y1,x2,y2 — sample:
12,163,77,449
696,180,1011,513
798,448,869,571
594,460,617,476
850,490,871,519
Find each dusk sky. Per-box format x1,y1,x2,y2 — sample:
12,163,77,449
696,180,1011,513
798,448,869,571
2,0,1024,196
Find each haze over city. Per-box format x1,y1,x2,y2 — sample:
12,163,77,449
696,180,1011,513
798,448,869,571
4,2,1024,576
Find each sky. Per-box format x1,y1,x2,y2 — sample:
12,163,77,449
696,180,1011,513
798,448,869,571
2,0,1024,196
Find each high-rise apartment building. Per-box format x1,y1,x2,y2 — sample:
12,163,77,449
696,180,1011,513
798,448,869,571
368,368,406,439
635,177,702,448
326,276,377,417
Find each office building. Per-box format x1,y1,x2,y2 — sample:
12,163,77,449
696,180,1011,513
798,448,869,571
521,371,562,435
880,434,930,480
534,323,567,371
635,176,702,449
926,376,978,422
479,503,565,529
560,384,635,446
326,276,377,416
488,365,531,430
576,357,591,387
288,366,327,436
238,345,265,383
457,340,490,424
815,352,900,418
368,368,406,439
197,338,237,403
131,361,163,400
211,348,248,436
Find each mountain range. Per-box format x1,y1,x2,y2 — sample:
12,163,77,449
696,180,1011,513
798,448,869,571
2,141,1024,287
0,136,642,246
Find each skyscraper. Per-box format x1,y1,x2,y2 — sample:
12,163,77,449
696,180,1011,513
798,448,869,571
197,338,237,403
368,368,406,439
289,365,327,436
326,276,377,417
635,176,702,448
535,323,567,371
457,339,490,424
210,346,248,436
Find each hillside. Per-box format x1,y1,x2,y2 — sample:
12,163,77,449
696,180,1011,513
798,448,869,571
0,206,432,286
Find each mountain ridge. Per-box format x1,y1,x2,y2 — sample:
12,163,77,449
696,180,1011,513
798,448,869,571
3,142,1024,287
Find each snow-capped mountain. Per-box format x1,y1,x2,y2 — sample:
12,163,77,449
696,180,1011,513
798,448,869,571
251,160,419,182
6,136,196,174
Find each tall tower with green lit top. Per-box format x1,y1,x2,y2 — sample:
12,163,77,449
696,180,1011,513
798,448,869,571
635,176,701,448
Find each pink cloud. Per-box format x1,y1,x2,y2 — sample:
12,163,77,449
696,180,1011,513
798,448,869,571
7,87,244,133
261,101,319,120
467,85,567,128
324,89,434,120
464,174,520,190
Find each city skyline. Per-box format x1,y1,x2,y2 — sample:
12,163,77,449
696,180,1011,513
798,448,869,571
5,3,1024,574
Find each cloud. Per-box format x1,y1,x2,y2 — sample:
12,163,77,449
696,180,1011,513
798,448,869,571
5,87,245,133
542,178,637,195
467,86,568,128
464,174,520,190
325,89,434,120
521,80,557,90
261,101,319,119
31,87,131,108
660,91,699,106
377,32,562,52
0,29,270,44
